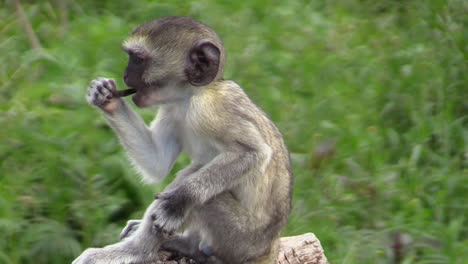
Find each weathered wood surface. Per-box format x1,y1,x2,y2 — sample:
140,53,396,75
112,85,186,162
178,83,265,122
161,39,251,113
152,233,328,264
277,233,328,264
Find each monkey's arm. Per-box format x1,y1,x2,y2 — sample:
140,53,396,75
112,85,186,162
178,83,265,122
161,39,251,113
104,102,181,184
155,122,271,230
88,78,181,183
185,127,271,203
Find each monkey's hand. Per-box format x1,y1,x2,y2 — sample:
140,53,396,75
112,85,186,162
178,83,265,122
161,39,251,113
151,188,191,235
86,77,122,114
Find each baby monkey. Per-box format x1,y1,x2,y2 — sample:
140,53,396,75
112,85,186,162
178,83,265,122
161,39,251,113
74,17,293,264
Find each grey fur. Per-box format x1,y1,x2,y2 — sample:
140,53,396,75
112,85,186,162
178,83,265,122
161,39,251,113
74,17,292,264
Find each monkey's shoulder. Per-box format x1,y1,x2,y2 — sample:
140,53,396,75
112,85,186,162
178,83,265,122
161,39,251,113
191,80,240,109
188,81,261,134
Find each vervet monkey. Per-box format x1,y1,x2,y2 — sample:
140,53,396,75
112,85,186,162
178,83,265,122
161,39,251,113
73,16,293,264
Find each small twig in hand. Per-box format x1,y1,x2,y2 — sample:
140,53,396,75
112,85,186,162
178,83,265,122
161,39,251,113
111,88,137,97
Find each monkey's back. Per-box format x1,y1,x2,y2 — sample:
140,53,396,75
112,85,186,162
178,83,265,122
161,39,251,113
190,80,293,236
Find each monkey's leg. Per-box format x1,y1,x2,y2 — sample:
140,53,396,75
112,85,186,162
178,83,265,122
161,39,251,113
192,193,281,264
161,231,217,262
119,163,203,241
72,201,166,264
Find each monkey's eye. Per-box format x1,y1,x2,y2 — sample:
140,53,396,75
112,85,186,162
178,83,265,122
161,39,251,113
132,56,144,65
129,52,145,65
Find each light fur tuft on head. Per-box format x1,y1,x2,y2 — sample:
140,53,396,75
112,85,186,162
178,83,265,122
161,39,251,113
122,35,151,55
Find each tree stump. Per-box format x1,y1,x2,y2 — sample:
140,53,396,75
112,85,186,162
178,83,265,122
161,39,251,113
153,233,328,264
277,233,328,264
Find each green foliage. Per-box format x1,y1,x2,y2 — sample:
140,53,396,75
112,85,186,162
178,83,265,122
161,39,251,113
0,0,466,263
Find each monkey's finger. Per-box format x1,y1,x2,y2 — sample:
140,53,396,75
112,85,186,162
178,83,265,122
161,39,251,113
154,223,163,231
155,193,167,200
156,191,174,200
153,192,171,200
109,79,117,90
154,216,169,231
119,220,141,240
92,92,104,106
91,79,105,87
97,85,112,100
102,79,117,93
96,77,110,83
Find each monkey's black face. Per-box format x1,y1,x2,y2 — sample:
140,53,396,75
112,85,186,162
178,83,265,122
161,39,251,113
123,50,186,107
123,51,159,108
122,27,222,108
124,51,149,90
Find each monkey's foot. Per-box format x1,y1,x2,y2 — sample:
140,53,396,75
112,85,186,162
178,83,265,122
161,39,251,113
72,246,158,264
161,237,218,264
119,219,142,240
72,248,106,264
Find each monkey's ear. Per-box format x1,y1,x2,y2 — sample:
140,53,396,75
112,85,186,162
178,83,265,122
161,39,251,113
185,40,220,86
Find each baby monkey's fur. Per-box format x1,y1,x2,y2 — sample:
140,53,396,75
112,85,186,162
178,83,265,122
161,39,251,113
74,17,293,264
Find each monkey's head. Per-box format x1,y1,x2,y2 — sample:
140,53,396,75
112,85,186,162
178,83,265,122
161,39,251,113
122,16,225,107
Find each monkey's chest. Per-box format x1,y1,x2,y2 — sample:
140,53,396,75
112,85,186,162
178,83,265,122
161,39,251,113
180,129,218,164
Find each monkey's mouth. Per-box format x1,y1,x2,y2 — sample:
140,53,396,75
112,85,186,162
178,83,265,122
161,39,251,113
130,82,170,108
110,86,146,107
131,88,155,108
120,78,157,98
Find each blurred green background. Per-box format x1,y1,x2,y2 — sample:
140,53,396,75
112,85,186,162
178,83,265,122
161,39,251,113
0,0,467,263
